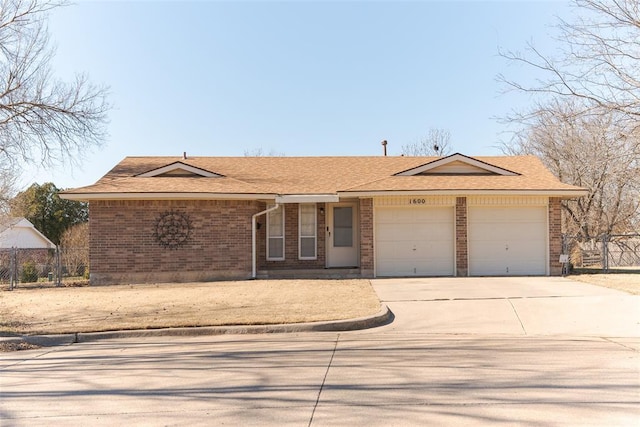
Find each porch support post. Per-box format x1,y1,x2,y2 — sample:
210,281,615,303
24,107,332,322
252,203,280,279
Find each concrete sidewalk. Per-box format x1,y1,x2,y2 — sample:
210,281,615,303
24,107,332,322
1,333,638,426
371,277,640,338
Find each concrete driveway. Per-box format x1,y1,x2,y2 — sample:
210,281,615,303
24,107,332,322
371,276,640,339
1,277,639,426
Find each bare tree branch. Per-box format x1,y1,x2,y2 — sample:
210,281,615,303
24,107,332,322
0,0,110,173
500,99,639,237
498,0,640,236
498,0,640,120
401,128,453,156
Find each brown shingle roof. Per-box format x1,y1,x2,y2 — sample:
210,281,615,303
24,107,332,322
60,154,587,199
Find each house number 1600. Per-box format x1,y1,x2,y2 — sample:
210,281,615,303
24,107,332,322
409,198,426,204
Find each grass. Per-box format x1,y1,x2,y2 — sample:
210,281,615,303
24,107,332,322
1,272,637,351
0,279,381,336
567,272,640,295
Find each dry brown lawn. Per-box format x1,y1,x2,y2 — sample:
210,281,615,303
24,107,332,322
3,273,635,339
568,273,640,295
0,279,381,336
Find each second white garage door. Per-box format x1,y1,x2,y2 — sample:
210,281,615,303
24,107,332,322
375,207,454,276
468,206,547,276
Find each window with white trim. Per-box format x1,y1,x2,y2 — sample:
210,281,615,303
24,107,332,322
267,204,284,260
299,203,317,259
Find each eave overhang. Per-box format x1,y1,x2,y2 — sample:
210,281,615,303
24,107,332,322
275,194,340,203
58,192,278,201
59,192,342,202
60,188,589,202
339,189,589,198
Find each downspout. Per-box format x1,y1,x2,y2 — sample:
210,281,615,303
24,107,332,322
252,203,280,279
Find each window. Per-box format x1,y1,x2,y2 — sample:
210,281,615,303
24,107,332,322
299,204,317,259
267,204,284,260
333,206,353,247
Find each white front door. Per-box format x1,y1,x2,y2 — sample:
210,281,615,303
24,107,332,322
326,202,359,267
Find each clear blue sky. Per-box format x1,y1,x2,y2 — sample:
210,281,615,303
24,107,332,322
19,0,571,190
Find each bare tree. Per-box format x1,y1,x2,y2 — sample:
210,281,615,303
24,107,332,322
59,221,88,277
243,148,285,157
0,0,110,171
498,0,640,122
499,0,640,237
0,164,15,215
401,128,452,156
502,99,640,238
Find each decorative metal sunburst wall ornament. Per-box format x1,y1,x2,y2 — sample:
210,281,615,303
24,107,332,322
153,210,192,249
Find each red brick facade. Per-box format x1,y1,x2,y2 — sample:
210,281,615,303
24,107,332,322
548,197,563,276
89,200,260,284
90,200,341,284
88,196,564,284
359,198,374,277
455,197,468,276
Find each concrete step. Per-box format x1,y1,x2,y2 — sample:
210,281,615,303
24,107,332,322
257,268,361,279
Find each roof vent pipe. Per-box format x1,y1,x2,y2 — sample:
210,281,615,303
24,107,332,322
183,152,187,160
381,140,387,156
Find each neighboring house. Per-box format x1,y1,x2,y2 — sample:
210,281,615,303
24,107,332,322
0,217,56,249
60,153,587,285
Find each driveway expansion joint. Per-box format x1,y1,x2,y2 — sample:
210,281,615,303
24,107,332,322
309,334,339,426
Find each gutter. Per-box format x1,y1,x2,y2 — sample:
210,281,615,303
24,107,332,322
58,192,276,201
337,189,589,198
251,203,280,279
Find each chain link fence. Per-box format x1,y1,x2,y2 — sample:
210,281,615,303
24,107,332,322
0,247,89,290
562,233,640,273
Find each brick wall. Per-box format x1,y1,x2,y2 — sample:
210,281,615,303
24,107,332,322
548,197,563,276
359,198,374,277
455,197,468,276
89,200,260,284
89,196,563,283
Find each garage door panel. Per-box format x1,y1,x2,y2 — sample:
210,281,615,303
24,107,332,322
425,224,454,241
508,240,545,256
375,206,454,277
473,241,509,254
376,224,414,241
516,228,547,241
377,240,454,261
469,206,547,276
377,223,453,240
376,242,418,259
504,261,545,275
377,223,451,241
377,259,453,276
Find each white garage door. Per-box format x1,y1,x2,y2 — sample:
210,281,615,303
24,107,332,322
468,206,547,276
375,207,454,276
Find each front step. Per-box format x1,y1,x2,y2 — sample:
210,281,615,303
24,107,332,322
256,268,361,279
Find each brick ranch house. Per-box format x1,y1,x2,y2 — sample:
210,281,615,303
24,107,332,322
60,153,587,285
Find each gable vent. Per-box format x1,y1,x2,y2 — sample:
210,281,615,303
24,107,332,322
395,153,519,177
136,162,223,178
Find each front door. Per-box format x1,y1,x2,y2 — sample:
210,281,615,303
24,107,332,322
326,202,359,267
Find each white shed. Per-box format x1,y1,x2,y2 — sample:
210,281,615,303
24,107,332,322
0,217,56,249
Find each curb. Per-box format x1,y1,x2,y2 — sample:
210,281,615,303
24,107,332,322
1,305,394,348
